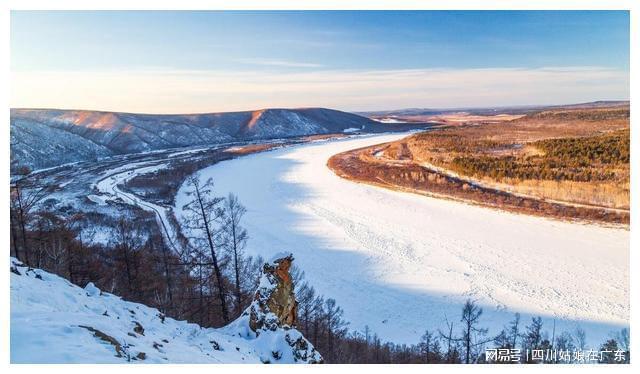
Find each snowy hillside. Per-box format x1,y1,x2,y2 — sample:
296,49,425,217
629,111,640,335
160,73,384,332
10,117,113,171
10,257,322,364
10,107,410,172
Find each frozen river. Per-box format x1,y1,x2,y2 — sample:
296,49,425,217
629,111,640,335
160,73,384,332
175,133,629,345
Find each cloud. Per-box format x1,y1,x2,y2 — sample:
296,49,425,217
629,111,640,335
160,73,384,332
235,58,324,68
11,67,629,114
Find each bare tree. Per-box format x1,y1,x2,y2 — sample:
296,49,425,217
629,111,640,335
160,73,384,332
574,326,587,352
33,212,73,273
221,193,248,314
295,277,316,337
418,330,441,363
438,317,460,363
115,218,141,297
182,176,229,322
555,331,575,352
615,327,629,353
10,174,51,264
509,313,521,349
459,299,489,363
521,316,546,363
324,298,349,361
148,235,174,315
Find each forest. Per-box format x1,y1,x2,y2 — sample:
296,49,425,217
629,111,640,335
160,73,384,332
449,130,629,183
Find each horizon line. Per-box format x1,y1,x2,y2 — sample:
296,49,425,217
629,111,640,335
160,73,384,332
10,99,631,117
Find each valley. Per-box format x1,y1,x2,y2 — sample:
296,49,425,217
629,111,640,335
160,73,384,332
12,115,630,349
8,8,633,365
9,103,630,360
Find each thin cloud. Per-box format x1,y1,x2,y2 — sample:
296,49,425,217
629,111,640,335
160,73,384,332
11,67,629,114
235,58,324,68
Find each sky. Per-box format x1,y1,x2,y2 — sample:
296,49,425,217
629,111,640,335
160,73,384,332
10,10,630,114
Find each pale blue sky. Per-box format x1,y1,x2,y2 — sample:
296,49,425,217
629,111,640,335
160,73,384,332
10,11,630,113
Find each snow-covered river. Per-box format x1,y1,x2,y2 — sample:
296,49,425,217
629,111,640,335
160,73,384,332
175,133,629,345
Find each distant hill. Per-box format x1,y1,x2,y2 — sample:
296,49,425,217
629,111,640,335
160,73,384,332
359,100,630,118
11,107,423,172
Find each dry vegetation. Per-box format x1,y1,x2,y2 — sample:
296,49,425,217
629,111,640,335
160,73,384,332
329,106,630,224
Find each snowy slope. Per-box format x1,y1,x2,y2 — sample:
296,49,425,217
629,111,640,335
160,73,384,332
10,258,321,364
11,107,401,172
10,117,113,172
174,133,629,346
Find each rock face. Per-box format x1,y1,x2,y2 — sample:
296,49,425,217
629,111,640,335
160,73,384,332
249,254,297,331
238,253,323,363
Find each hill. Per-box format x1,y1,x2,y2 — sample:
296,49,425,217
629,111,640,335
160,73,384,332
10,107,424,173
10,255,322,364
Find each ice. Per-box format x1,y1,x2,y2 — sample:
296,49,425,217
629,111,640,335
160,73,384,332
342,127,361,133
175,133,629,346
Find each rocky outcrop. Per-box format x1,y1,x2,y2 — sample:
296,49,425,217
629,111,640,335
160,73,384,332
232,252,323,364
11,256,323,364
249,253,297,331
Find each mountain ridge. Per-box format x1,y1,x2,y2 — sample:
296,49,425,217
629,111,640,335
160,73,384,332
11,107,423,173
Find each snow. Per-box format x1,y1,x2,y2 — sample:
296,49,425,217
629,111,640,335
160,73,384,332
343,127,362,133
81,225,115,247
373,149,385,158
84,282,101,297
10,117,112,172
175,133,629,347
269,251,294,263
87,194,108,206
10,258,319,364
167,148,208,158
374,117,403,123
92,161,181,251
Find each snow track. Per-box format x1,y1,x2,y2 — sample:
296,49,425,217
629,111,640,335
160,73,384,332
175,133,629,346
93,161,181,251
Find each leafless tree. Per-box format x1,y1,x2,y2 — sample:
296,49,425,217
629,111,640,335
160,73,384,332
10,174,51,264
459,299,490,363
574,326,587,352
324,298,349,360
439,317,460,363
221,193,248,314
181,176,229,322
418,330,441,363
509,312,521,348
114,218,143,297
615,327,629,352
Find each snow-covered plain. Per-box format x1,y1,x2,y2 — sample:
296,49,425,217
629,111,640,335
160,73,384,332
175,133,629,346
